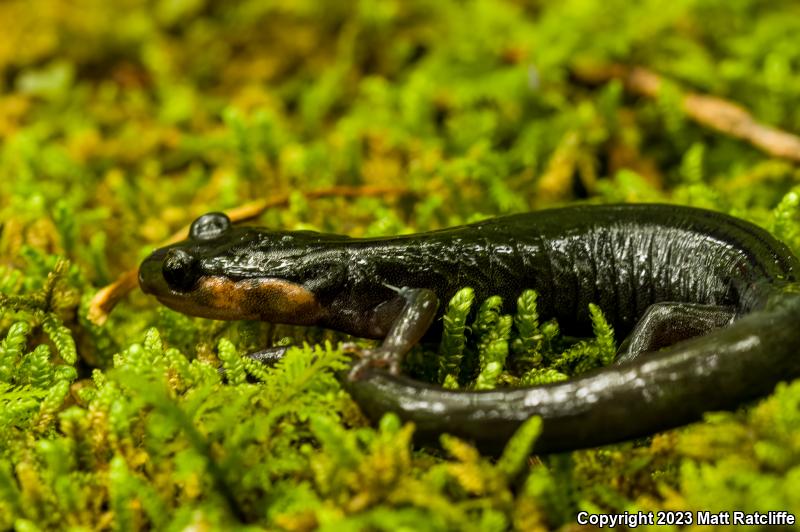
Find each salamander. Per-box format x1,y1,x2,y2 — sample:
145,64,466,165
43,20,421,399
138,204,800,454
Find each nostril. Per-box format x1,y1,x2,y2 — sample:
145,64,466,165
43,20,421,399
164,248,192,268
162,249,198,292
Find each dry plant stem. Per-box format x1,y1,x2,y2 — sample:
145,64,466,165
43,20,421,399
574,64,800,162
87,185,409,324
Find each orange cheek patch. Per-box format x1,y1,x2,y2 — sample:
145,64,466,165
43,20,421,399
191,276,325,324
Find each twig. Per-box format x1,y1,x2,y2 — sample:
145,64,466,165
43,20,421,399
88,185,409,325
572,63,800,162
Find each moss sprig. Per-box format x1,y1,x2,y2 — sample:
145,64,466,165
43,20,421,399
438,287,474,388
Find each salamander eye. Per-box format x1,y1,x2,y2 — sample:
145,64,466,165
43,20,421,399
190,212,231,241
162,249,199,292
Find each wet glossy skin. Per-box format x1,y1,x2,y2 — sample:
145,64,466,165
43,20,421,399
139,205,800,454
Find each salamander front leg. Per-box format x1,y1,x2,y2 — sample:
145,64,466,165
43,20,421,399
243,346,290,365
615,302,735,365
217,346,290,379
347,287,439,379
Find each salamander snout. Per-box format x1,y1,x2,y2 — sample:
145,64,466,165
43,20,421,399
139,246,168,295
138,246,199,295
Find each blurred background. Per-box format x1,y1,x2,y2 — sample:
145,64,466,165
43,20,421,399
3,0,800,281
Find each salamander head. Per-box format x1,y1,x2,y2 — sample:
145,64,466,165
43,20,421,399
138,212,337,324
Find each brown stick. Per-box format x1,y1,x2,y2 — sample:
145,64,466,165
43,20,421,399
87,185,409,325
573,64,800,162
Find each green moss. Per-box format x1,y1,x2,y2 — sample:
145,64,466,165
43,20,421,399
2,0,800,529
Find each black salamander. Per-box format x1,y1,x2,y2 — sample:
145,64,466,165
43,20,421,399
138,204,800,454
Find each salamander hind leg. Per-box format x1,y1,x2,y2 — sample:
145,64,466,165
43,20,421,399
615,302,736,364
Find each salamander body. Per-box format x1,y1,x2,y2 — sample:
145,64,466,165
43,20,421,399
139,204,800,453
